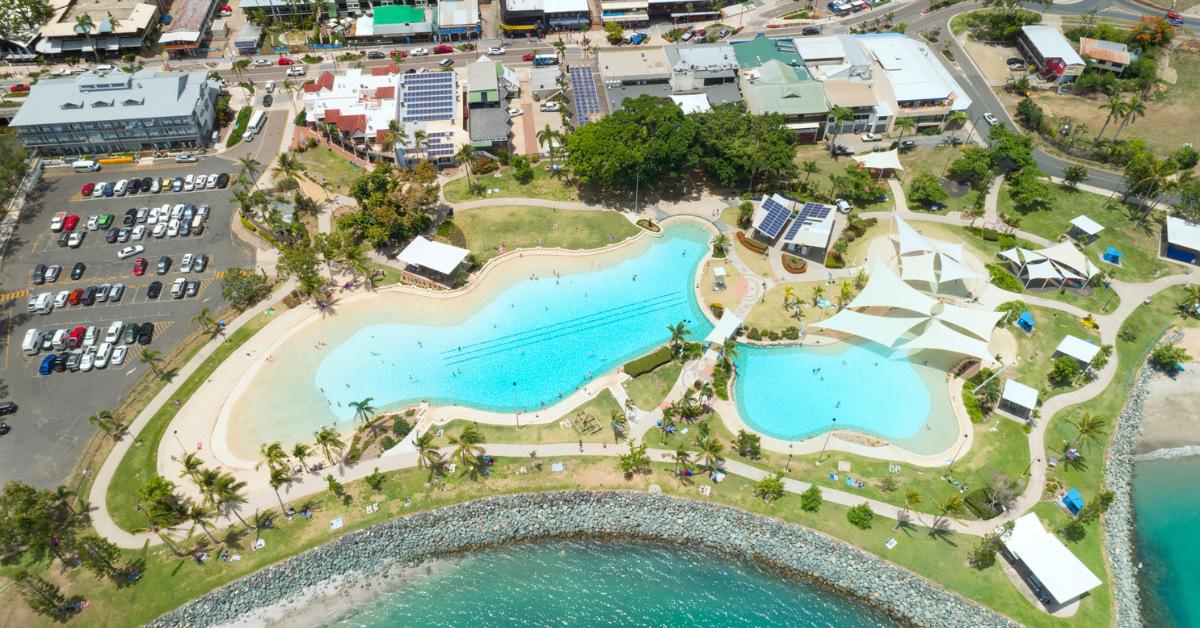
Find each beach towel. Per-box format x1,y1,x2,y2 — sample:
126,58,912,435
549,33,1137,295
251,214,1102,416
229,554,241,563
330,518,344,531
885,539,898,550
888,464,896,473
447,463,457,472
435,429,444,437
373,503,379,512
699,486,712,496
552,462,565,472
846,477,855,487
894,465,901,473
829,473,838,481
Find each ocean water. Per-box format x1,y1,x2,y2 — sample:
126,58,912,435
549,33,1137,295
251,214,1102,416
1132,454,1200,628
323,541,901,628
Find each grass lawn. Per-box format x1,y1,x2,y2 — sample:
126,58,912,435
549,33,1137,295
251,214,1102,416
744,281,827,331
998,184,1181,283
364,262,404,288
1002,303,1091,402
429,391,624,448
456,205,639,261
950,9,1000,35
1026,51,1200,159
296,146,368,193
106,306,282,533
624,363,683,410
843,218,888,267
719,206,776,279
699,258,742,315
900,145,976,215
443,165,579,203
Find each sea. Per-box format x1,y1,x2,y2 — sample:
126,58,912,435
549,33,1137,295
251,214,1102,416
1133,451,1200,628
322,541,902,628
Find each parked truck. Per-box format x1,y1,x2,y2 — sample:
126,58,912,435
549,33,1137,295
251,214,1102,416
50,212,66,232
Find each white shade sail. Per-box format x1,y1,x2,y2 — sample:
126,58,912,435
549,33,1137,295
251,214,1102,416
892,319,994,363
849,259,940,314
929,238,964,263
1069,215,1104,236
900,252,938,283
1055,335,1101,364
999,247,1044,264
938,255,983,283
895,215,933,256
1023,260,1062,282
815,309,928,349
851,149,904,172
1001,379,1039,409
1038,242,1097,279
932,303,1003,341
704,310,744,344
397,236,469,275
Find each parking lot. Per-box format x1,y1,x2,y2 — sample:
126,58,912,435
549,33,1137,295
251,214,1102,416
0,154,258,488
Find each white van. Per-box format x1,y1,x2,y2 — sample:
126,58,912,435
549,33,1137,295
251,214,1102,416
248,110,266,134
170,277,186,298
22,329,41,355
51,329,67,350
191,215,204,232
33,293,53,314
265,80,275,93
72,160,100,173
95,64,114,73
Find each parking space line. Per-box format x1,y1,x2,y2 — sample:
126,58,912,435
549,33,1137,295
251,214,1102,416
3,311,10,370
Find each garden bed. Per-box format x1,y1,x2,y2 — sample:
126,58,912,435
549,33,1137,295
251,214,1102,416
737,231,767,254
637,219,661,232
782,254,808,274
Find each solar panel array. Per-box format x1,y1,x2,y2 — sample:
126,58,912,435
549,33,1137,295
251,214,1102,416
569,66,601,125
425,135,455,158
756,196,791,238
401,73,456,123
784,202,833,240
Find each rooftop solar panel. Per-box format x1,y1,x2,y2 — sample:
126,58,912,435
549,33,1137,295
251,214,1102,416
756,196,791,239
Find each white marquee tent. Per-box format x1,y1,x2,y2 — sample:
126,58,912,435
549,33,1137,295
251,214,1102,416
398,236,469,275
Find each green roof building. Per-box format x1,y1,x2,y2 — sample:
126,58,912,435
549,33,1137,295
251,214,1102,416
740,60,829,144
731,36,804,70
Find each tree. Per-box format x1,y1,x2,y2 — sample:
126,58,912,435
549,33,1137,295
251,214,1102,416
237,155,263,189
826,105,856,158
191,306,214,333
603,21,624,43
896,488,923,530
1015,97,1044,129
801,160,821,187
0,0,55,41
313,427,348,467
325,474,344,495
255,441,287,472
812,283,826,305
1089,344,1114,372
536,124,560,173
221,268,269,308
183,502,220,545
1060,490,1115,537
1179,284,1200,312
1093,94,1127,147
176,452,203,482
139,349,163,378
1130,153,1179,226
846,503,874,529
414,431,441,469
455,143,477,191
14,570,68,617
133,506,184,556
75,535,125,582
908,172,950,206
348,397,377,424
267,466,294,511
1110,93,1146,145
712,233,729,255
981,0,1021,16
693,104,798,188
970,521,1014,568
1151,344,1191,371
893,117,916,142
87,409,122,439
1129,15,1175,48
565,95,699,190
447,424,486,467
733,430,762,459
945,111,969,144
695,436,725,472
667,321,692,354
277,245,322,285
667,447,692,477
947,146,992,185
800,485,823,512
1062,164,1089,188
0,481,63,559
74,14,99,63
927,494,966,537
737,200,754,228
1049,355,1082,384
1008,166,1049,209
617,438,650,477
365,467,386,490
754,472,785,502
611,410,629,443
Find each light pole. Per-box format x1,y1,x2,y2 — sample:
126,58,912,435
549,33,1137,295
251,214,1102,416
1030,312,1058,358
1021,457,1041,478
942,433,969,479
785,443,793,472
513,382,520,429
173,429,185,453
817,417,837,465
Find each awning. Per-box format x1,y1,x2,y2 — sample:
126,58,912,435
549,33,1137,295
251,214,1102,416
784,122,821,130
930,302,1002,341
1023,260,1062,282
704,310,743,344
815,309,927,349
1002,513,1103,603
892,319,993,363
1105,246,1123,259
602,12,648,22
397,236,469,275
1054,335,1100,364
900,251,938,284
1001,379,1038,409
848,259,939,314
937,255,982,284
851,148,905,172
1069,215,1104,236
1037,242,1097,279
712,266,726,277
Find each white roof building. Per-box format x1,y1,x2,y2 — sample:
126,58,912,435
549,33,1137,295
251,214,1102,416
1002,513,1103,604
1166,216,1200,253
792,36,847,64
1054,335,1101,365
398,237,469,275
1020,25,1086,67
704,310,744,344
856,35,971,110
1000,379,1039,411
669,94,711,114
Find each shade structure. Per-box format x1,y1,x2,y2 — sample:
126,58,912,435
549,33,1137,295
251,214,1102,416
931,302,1003,341
1055,335,1101,364
397,236,469,275
999,247,1044,264
1023,260,1062,282
1002,513,1103,603
815,309,928,349
938,255,983,284
900,251,938,283
892,319,993,363
895,215,933,256
1069,215,1104,236
1001,379,1039,410
929,238,965,263
704,310,744,344
713,266,726,277
851,149,904,173
849,259,940,314
1038,242,1097,280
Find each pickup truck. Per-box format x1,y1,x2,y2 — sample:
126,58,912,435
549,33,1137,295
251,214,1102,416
50,212,66,232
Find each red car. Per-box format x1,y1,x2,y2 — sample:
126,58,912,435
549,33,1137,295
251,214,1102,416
278,58,294,65
63,215,79,231
10,84,29,92
523,53,536,61
133,257,148,276
65,326,85,348
434,45,453,54
82,183,94,196
67,290,83,306
390,50,407,57
695,29,707,36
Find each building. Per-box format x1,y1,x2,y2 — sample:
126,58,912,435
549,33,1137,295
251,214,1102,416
853,35,970,133
351,5,435,44
233,22,263,55
438,0,481,40
645,0,715,20
732,35,804,71
499,0,592,34
793,35,847,66
1018,26,1086,85
528,66,564,100
663,44,741,105
10,70,219,155
1001,513,1103,607
1053,335,1101,369
600,0,648,28
159,0,222,55
999,379,1038,420
34,0,159,58
466,60,512,152
397,236,470,286
1079,37,1133,74
1164,216,1200,264
740,59,828,143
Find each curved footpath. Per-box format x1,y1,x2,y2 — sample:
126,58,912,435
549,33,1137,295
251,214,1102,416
145,491,1022,628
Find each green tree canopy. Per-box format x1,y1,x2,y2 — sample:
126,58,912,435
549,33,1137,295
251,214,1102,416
564,95,699,191
908,172,950,205
693,103,798,188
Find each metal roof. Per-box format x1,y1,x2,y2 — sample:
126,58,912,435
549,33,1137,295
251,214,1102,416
10,70,212,128
1021,25,1085,66
747,60,828,115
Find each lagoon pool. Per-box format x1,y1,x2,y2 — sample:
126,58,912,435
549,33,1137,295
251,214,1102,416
733,341,958,455
314,224,714,418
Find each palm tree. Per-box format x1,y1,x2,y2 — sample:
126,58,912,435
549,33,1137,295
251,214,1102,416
414,431,441,469
667,447,692,477
611,410,629,443
177,452,203,481
230,188,252,216
183,502,220,545
231,59,253,100
1179,285,1200,312
1133,156,1179,226
314,427,346,465
1067,412,1107,451
802,160,820,186
696,437,725,472
215,473,255,530
926,494,965,537
191,306,214,333
1093,94,1127,147
537,124,560,171
946,111,969,144
782,285,796,309
256,441,287,472
387,119,408,159
698,382,715,408
237,155,263,190
896,488,923,530
667,321,692,353
271,153,304,189
338,245,370,285
194,467,224,507
712,234,729,254
1109,93,1146,144
291,443,311,471
812,284,826,305
827,105,856,159
553,40,567,62
839,281,853,306
53,485,77,518
74,15,99,64
411,129,428,162
721,337,739,365
133,507,184,556
447,425,486,467
455,143,477,190
268,467,294,511
87,409,121,439
348,397,377,424
894,117,917,143
139,349,163,378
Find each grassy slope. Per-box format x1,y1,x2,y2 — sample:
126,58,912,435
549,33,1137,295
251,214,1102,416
455,205,639,261
443,165,580,203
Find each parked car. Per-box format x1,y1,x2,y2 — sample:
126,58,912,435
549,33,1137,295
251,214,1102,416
44,265,61,283
216,173,230,188
57,232,70,247
68,232,84,248
861,133,882,142
410,48,429,56
193,253,208,272
172,177,184,192
10,84,30,92
185,279,200,297
157,256,171,274
71,262,86,280
253,59,271,66
111,345,127,366
123,324,137,344
117,245,144,259
63,215,78,231
487,47,506,55
146,281,162,299
539,102,561,112
82,183,95,196
138,322,154,344
507,108,524,117
434,45,453,53
132,225,146,240
522,53,536,61
105,228,119,243
175,154,198,163
263,95,273,107
900,139,917,149
133,257,148,275
367,50,385,59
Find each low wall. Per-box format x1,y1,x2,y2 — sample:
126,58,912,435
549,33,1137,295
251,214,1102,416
146,491,1021,628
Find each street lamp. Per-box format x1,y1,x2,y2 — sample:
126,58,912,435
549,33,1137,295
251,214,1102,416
942,434,969,479
173,429,186,453
786,443,793,472
1022,457,1041,478
513,382,520,429
817,417,837,465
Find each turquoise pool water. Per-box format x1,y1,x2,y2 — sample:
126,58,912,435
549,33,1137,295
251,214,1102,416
316,224,714,418
733,341,958,454
1133,454,1200,628
324,541,903,628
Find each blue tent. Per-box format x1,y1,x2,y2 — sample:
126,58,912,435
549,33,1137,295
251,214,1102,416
1104,247,1124,264
1017,311,1035,333
1062,488,1085,515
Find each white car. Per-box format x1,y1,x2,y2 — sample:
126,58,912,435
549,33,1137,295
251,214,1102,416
150,178,162,193
111,345,127,366
114,179,129,196
152,222,167,238
87,215,100,230
80,349,95,372
171,204,184,219
168,218,180,237
507,108,524,117
96,342,112,368
195,174,207,188
147,207,159,224
410,48,428,56
539,102,560,112
92,182,105,198
861,133,882,142
184,174,195,191
181,253,194,272
983,112,1000,126
54,291,70,308
286,67,306,76
105,321,123,344
68,232,84,247
488,47,506,55
132,225,146,240
206,174,218,189
117,245,144,259
253,59,270,66
83,326,98,348
171,277,187,299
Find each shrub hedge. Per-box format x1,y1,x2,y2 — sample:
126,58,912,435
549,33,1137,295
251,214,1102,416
226,106,252,148
985,264,1024,292
737,231,767,254
624,346,673,378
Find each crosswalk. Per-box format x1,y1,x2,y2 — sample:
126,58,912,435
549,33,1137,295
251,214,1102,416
0,289,28,303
